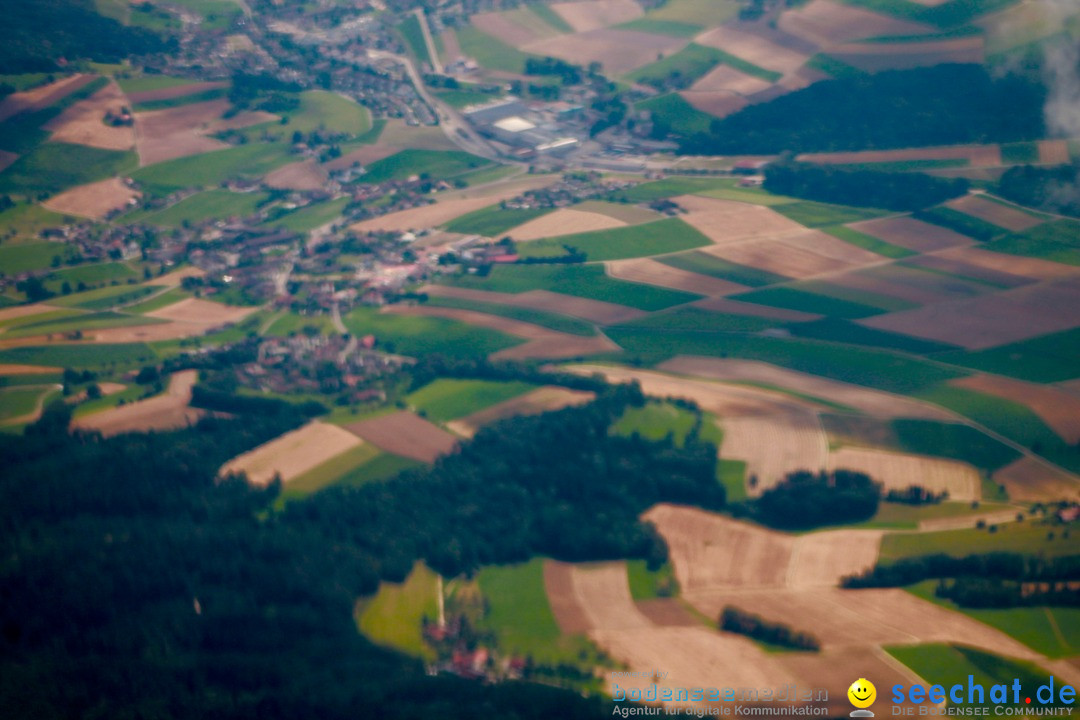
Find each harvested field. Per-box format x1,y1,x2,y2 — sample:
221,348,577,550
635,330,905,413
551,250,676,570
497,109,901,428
0,304,61,324
993,457,1080,502
264,160,327,191
381,304,617,360
848,216,975,252
673,194,806,245
324,144,398,171
43,82,135,151
0,74,96,123
721,413,830,491
799,144,1002,167
62,298,257,344
694,26,812,75
691,296,821,322
543,560,589,634
859,278,1080,350
828,447,980,502
657,356,953,420
605,258,748,296
345,410,458,463
635,599,697,627
220,421,363,486
0,364,62,374
135,100,232,166
829,36,983,72
441,29,462,62
72,370,202,437
690,64,773,96
679,90,748,118
570,563,651,631
700,232,876,278
944,194,1044,232
550,0,642,32
147,297,255,325
472,11,548,47
685,586,1040,659
779,647,925,717
446,386,594,438
42,177,140,220
504,208,626,240
523,29,685,76
778,0,933,46
1038,140,1071,165
829,265,991,305
425,284,646,324
125,81,228,105
953,374,1080,443
929,246,1079,281
643,504,881,591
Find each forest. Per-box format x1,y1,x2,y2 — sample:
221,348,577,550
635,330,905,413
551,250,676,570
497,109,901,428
997,163,1080,218
0,0,168,74
677,65,1045,155
735,469,880,530
0,381,726,718
763,162,968,211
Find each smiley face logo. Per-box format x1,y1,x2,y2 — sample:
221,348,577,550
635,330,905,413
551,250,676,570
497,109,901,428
848,678,877,709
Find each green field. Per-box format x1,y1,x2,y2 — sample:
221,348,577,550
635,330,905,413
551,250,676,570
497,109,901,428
46,262,138,293
905,581,1079,658
853,501,1011,530
124,288,191,314
398,14,432,66
635,93,717,137
626,559,679,600
805,53,866,80
614,306,781,333
362,149,489,184
0,203,66,240
281,443,382,500
49,284,159,310
0,241,67,274
457,25,541,75
607,327,965,394
0,343,156,369
616,18,703,37
131,87,227,112
773,201,888,228
405,378,535,423
0,386,54,423
729,286,894,319
343,306,522,359
611,176,731,203
644,0,739,25
426,295,597,336
132,142,293,193
115,75,201,94
527,2,573,32
357,561,439,660
0,144,137,196
335,452,423,487
613,401,698,447
626,43,724,88
263,311,337,337
264,197,349,233
3,310,162,339
983,220,1080,266
1000,141,1040,164
127,190,271,226
164,0,241,31
442,264,701,311
837,0,1020,27
792,280,918,313
517,218,710,261
574,201,663,224
718,458,747,502
916,206,1006,242
938,328,1080,383
880,522,1080,564
444,205,551,237
885,643,1066,709
893,418,1022,472
709,48,783,83
791,318,959,354
821,225,916,259
694,181,797,207
658,251,788,287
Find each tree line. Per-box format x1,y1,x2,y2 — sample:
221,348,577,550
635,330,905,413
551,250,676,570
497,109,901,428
720,606,821,651
763,161,969,211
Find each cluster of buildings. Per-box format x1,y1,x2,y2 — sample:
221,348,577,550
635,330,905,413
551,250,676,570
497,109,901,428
463,98,584,161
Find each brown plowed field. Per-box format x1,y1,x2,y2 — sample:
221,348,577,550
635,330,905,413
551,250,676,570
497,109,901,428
424,284,646,324
62,298,257,344
472,11,546,47
550,0,642,32
264,160,327,191
0,304,60,323
690,65,773,96
829,265,988,305
902,254,1034,290
570,562,651,630
0,364,62,374
691,296,821,321
945,194,1044,231
799,144,1002,167
42,178,140,220
700,233,869,278
829,36,983,72
43,82,135,150
635,599,698,627
219,421,363,486
446,386,594,438
674,195,806,245
679,90,748,118
605,258,747,296
828,447,981,501
929,246,1079,281
658,356,954,419
953,374,1080,443
524,29,685,76
779,647,925,717
126,81,227,104
504,208,625,240
721,413,830,491
543,560,589,634
859,278,1080,350
994,457,1080,502
1038,140,1071,165
72,370,203,437
849,216,976,252
135,99,233,166
0,74,96,123
344,410,458,462
694,26,812,75
778,0,934,46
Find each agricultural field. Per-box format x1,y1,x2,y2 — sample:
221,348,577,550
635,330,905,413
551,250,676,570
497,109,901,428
357,561,440,660
279,443,382,500
444,205,551,237
612,401,698,447
219,421,364,486
132,142,293,194
360,149,489,184
344,410,459,463
879,522,1080,564
405,378,536,423
126,190,270,226
424,295,598,336
343,306,522,359
635,92,717,136
516,218,709,261
625,43,724,88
